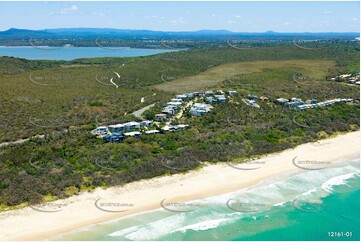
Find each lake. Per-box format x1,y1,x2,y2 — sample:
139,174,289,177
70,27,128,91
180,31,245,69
0,46,177,61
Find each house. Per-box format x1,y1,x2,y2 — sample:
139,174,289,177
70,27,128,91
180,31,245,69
140,120,152,127
305,99,317,104
205,97,218,104
108,124,125,133
227,91,237,96
145,130,160,134
176,124,189,130
214,95,227,103
184,93,194,98
162,107,176,116
124,121,140,130
242,99,260,108
103,133,124,143
215,90,225,95
162,125,178,132
171,98,183,102
260,96,269,101
247,94,259,100
167,101,182,107
190,103,213,116
154,113,167,121
340,74,352,79
205,91,214,96
176,94,187,100
276,98,289,105
193,92,201,96
91,126,109,135
123,131,141,138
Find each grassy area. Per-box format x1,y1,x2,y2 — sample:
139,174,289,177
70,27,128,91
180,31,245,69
153,60,336,93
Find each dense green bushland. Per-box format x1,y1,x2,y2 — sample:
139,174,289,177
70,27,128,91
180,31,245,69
0,42,359,208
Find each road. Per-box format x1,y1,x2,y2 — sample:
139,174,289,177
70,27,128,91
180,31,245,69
131,103,156,118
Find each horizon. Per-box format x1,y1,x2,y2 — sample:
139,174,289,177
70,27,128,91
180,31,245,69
0,1,359,32
3,27,361,34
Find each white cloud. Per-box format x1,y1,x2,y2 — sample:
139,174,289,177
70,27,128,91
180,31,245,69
228,20,237,24
283,22,291,26
63,5,78,11
235,15,242,18
352,18,358,21
49,5,78,15
169,18,187,25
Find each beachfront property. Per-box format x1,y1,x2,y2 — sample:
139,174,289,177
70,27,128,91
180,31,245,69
108,121,141,133
162,124,189,132
162,107,176,116
214,95,227,103
154,113,167,121
123,131,142,138
276,98,289,105
103,133,124,143
260,96,269,101
190,103,213,116
176,94,187,100
328,72,360,85
205,97,218,104
242,98,260,108
145,130,160,134
227,90,237,96
247,94,259,100
91,126,109,135
295,98,353,110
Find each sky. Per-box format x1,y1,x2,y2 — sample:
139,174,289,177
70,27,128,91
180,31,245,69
0,1,359,32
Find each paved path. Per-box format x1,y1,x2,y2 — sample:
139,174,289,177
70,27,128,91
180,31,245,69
131,103,156,118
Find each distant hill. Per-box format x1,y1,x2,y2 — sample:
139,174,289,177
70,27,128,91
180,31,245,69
0,28,359,46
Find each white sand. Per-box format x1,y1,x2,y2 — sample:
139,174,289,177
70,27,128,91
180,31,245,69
0,131,359,241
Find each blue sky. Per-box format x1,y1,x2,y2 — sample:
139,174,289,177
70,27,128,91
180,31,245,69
0,1,359,32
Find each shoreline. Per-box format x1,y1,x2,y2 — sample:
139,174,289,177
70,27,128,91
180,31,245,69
1,131,359,241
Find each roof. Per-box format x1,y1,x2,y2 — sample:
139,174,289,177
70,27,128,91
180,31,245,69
124,131,141,136
145,130,160,134
97,126,108,129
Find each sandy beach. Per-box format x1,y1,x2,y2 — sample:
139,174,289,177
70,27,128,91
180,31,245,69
0,131,359,241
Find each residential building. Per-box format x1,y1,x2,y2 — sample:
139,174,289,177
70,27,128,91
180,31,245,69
227,91,237,96
154,113,167,121
214,95,227,103
247,94,259,100
190,103,213,116
91,126,109,135
123,131,141,138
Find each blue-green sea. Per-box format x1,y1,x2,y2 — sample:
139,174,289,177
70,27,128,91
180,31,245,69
52,158,360,241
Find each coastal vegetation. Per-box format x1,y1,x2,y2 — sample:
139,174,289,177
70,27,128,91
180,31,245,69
0,41,359,208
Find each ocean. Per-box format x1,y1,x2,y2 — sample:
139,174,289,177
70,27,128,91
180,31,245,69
0,46,177,61
51,158,360,241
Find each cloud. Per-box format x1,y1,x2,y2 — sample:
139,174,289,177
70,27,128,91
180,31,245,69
169,18,187,25
228,20,237,24
235,15,242,18
49,5,78,15
322,11,332,15
63,5,78,11
352,18,358,21
283,22,291,26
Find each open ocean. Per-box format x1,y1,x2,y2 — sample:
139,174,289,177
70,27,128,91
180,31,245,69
51,158,360,241
0,46,177,61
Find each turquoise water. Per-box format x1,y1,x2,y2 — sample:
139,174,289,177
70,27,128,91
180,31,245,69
0,46,177,60
52,158,360,241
